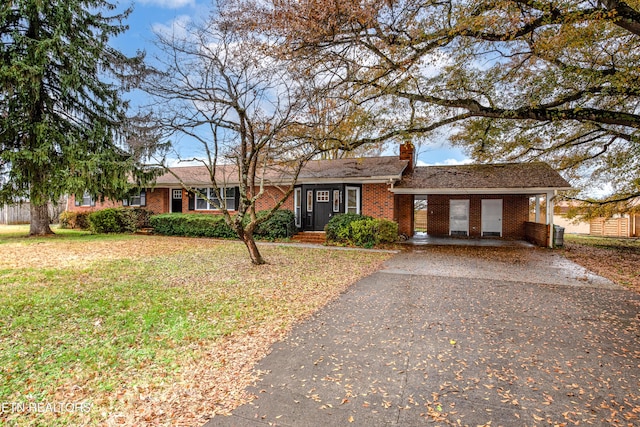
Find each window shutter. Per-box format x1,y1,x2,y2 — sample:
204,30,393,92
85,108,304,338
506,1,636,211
140,190,146,206
188,192,195,210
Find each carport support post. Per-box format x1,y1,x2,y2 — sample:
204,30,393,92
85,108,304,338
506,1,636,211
535,195,541,223
546,191,555,248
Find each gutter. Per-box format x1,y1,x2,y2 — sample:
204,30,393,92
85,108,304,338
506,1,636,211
389,187,573,195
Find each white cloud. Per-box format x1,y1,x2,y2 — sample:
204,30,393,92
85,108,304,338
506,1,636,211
417,158,473,166
138,0,195,8
151,15,192,39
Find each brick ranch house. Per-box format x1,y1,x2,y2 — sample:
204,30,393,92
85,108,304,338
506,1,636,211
68,144,571,247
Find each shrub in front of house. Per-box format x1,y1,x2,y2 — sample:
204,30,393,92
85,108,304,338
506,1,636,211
325,213,372,243
326,214,398,247
350,218,399,247
350,218,377,247
88,208,140,233
150,213,237,238
372,218,399,244
129,207,153,229
59,211,90,229
252,210,296,240
150,210,296,240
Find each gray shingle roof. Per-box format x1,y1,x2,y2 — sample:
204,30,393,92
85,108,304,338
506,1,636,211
154,156,409,186
299,157,408,180
394,162,571,191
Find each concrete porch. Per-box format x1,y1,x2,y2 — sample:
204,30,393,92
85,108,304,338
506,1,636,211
403,232,535,248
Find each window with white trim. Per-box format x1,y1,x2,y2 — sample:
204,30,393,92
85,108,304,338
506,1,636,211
294,187,302,227
123,189,146,207
195,188,236,210
75,192,95,207
345,187,360,214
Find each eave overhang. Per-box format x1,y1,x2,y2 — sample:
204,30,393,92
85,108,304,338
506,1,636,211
389,187,573,195
154,175,403,189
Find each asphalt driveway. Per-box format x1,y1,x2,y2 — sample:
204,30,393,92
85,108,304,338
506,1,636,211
207,246,640,426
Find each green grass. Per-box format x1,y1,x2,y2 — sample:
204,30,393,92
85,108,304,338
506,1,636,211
0,224,139,245
0,233,390,425
565,233,640,252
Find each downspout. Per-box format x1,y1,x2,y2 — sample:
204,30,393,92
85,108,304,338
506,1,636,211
547,191,556,248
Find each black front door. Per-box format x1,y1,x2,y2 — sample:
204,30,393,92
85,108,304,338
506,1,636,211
313,189,332,231
171,189,183,213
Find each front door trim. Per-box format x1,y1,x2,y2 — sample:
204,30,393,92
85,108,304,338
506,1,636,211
171,189,183,213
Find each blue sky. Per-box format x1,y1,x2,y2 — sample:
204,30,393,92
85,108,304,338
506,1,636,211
112,0,470,166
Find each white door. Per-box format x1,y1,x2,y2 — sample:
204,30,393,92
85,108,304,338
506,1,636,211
449,200,469,236
481,199,503,237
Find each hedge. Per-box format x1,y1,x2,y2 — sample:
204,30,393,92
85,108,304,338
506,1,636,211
59,211,90,230
325,213,371,243
351,218,398,247
87,208,152,234
149,213,236,238
252,210,296,240
150,210,297,240
326,213,398,247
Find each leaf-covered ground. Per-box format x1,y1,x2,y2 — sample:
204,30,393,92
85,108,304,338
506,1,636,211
210,244,640,427
561,235,640,293
0,229,391,426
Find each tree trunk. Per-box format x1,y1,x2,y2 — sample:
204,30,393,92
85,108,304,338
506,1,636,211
30,202,53,236
241,233,266,265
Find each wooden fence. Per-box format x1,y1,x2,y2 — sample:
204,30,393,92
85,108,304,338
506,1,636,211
414,209,427,231
589,217,631,237
0,202,66,225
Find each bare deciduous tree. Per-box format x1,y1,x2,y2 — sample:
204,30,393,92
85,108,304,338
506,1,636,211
229,0,640,207
145,16,367,264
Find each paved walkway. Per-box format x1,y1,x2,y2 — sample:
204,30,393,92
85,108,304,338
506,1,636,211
206,248,640,426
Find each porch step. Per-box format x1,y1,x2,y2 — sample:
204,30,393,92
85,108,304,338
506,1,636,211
291,232,326,244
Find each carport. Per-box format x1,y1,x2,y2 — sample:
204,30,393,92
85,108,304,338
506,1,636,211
391,162,572,248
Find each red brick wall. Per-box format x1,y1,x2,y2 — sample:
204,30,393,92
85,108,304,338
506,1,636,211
66,195,121,213
395,194,414,236
427,194,530,239
525,221,549,246
146,188,169,214
181,189,190,213
502,196,530,238
253,186,294,211
362,183,394,220
68,189,170,214
426,195,450,236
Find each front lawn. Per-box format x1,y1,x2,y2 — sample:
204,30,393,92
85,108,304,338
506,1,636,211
0,229,391,426
562,234,640,292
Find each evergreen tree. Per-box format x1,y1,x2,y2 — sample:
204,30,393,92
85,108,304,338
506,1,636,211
0,0,153,234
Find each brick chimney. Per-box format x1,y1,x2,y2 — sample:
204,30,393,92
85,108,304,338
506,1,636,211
399,142,414,173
